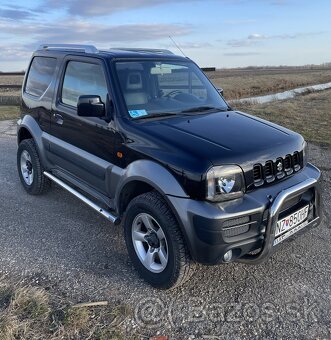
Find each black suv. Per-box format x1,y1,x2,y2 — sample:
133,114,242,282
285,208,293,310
17,44,321,289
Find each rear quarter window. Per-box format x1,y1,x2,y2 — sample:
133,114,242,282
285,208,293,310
25,57,57,98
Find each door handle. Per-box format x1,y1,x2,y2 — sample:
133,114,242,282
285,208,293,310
53,113,64,125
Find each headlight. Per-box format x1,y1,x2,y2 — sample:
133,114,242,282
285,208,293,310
302,141,308,167
206,165,245,202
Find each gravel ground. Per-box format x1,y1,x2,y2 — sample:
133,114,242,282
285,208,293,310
0,120,330,339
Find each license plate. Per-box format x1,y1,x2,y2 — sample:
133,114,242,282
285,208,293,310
273,205,309,246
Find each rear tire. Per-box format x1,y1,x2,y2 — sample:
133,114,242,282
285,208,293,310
124,191,195,289
17,139,51,195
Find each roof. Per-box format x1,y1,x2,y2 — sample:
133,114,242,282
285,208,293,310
36,44,187,60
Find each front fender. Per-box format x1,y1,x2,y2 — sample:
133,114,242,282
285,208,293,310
113,159,189,211
17,115,48,167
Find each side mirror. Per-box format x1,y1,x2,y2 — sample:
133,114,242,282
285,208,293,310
217,88,224,96
77,95,105,117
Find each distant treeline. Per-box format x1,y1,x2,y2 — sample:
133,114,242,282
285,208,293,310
0,72,25,76
201,67,216,72
218,63,331,71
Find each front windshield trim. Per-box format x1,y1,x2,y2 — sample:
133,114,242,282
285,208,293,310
112,58,229,120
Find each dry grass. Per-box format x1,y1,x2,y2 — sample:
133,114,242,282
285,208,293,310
0,277,133,340
0,106,20,121
233,89,331,146
209,67,331,100
0,90,21,96
0,76,24,86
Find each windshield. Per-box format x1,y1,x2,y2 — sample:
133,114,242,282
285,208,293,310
114,60,229,119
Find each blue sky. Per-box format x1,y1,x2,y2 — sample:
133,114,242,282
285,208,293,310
0,0,330,71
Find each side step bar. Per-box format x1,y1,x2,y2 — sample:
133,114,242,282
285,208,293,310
44,171,120,225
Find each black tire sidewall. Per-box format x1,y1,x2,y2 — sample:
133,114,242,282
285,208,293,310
17,140,42,194
124,196,180,289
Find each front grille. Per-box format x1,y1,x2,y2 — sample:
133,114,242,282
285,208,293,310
223,216,250,228
222,216,251,237
252,151,302,187
223,225,250,237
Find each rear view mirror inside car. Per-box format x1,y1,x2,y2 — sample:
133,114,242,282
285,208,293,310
150,66,172,75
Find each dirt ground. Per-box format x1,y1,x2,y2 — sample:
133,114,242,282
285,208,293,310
0,117,330,339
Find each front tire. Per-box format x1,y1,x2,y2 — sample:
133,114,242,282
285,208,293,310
17,139,50,195
124,191,194,289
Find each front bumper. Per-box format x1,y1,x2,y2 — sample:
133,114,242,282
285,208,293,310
167,163,321,265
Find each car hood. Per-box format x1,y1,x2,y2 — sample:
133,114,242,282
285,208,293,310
126,110,304,174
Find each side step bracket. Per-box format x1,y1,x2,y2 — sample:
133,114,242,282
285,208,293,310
44,171,120,225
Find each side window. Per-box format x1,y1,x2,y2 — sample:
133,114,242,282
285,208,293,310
25,57,57,97
61,61,108,107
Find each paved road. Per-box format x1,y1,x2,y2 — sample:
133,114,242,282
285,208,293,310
0,120,330,339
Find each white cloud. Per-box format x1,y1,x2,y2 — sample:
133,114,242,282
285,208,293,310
0,8,32,20
163,41,213,50
227,31,324,47
223,52,262,56
0,18,192,63
44,0,198,16
0,45,32,61
0,19,191,45
248,33,268,40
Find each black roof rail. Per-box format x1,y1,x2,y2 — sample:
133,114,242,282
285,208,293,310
110,48,174,55
38,44,98,53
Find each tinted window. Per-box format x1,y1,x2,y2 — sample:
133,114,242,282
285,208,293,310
25,57,57,97
61,61,108,107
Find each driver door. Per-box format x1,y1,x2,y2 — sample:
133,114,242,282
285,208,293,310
49,56,119,196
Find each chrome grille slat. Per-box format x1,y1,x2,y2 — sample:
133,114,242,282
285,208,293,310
264,161,275,183
253,164,264,186
284,154,293,175
292,151,301,171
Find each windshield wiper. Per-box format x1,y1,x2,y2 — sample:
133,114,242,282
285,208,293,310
180,106,228,113
134,111,187,120
133,106,231,120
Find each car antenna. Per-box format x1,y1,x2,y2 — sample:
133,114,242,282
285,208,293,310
169,36,188,58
